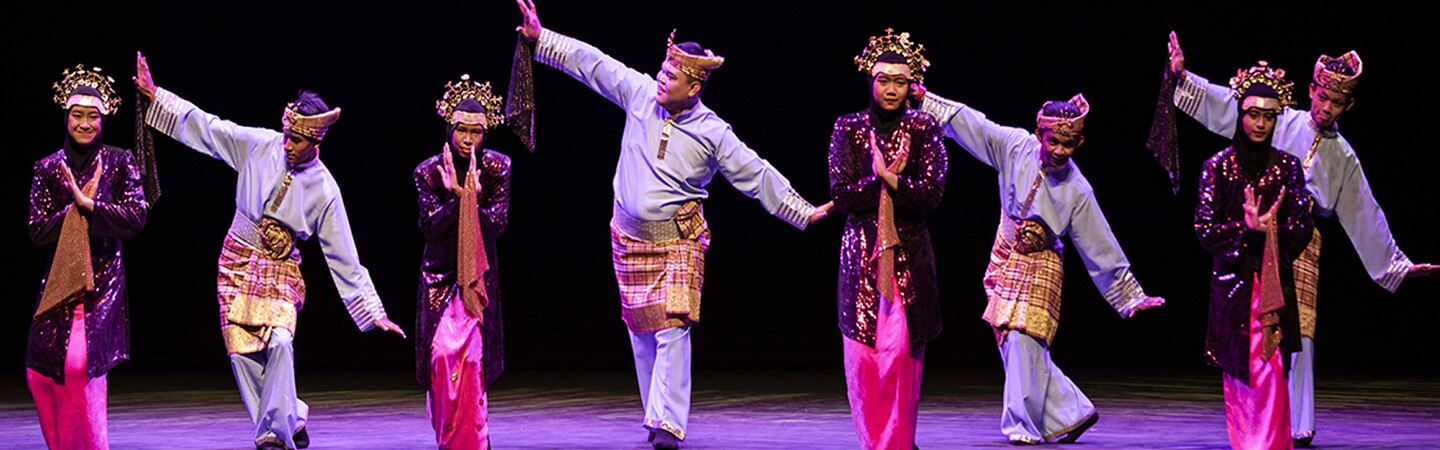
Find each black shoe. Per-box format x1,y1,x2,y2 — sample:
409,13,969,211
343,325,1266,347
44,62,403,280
293,427,310,449
652,429,680,449
1294,436,1315,448
257,443,286,450
647,430,656,442
1057,412,1099,444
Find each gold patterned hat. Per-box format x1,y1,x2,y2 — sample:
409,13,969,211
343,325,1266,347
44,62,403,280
281,99,341,141
853,28,929,84
665,29,724,82
1313,51,1362,95
53,64,120,115
436,74,504,128
1035,94,1089,139
1229,61,1294,112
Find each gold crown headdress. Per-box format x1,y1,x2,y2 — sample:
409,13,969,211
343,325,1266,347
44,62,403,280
436,74,504,128
853,28,929,84
1313,51,1363,95
1035,93,1089,139
665,29,724,81
281,100,341,142
52,64,120,115
1229,61,1294,112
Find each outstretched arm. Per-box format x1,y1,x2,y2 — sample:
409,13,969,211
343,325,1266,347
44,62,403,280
516,0,652,110
1325,140,1429,290
918,90,1027,171
135,51,279,171
316,193,404,338
715,127,821,230
1069,193,1164,318
1167,33,1241,137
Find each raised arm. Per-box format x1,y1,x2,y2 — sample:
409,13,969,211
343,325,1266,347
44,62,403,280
136,52,278,171
1167,34,1241,137
516,0,652,110
919,91,1029,170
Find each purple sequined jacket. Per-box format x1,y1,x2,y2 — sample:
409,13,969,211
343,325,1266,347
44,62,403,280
414,149,510,391
1195,147,1313,380
27,146,148,384
829,109,948,355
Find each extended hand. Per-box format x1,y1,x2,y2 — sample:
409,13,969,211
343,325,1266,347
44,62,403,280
1407,263,1440,279
809,201,834,225
515,0,541,42
373,317,407,339
1130,296,1166,316
1167,31,1185,76
133,51,156,100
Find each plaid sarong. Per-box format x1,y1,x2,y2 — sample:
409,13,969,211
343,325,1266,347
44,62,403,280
217,227,305,355
1294,229,1321,339
982,216,1065,346
610,201,709,333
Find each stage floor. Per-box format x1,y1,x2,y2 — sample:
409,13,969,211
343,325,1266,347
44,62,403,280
2,368,1436,449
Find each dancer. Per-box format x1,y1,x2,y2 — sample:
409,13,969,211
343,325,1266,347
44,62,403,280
514,1,832,447
134,52,405,450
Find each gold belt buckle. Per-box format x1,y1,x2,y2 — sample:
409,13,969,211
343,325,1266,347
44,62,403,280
1013,220,1048,255
258,218,296,260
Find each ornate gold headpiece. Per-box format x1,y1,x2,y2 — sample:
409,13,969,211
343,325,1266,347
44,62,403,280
52,64,120,115
665,29,724,81
436,74,504,128
1229,61,1294,112
1313,51,1362,95
281,102,341,141
1035,93,1089,139
853,28,929,84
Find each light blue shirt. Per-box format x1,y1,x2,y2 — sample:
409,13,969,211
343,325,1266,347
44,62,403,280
922,93,1148,315
1175,71,1413,292
147,87,388,330
535,28,816,228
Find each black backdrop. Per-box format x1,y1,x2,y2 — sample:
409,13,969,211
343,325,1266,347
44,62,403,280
5,1,1436,377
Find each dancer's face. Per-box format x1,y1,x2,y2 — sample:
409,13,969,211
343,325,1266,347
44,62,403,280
1241,107,1279,143
284,132,319,167
450,123,485,159
1035,129,1082,170
1307,83,1354,129
870,63,912,112
655,62,700,110
67,105,103,147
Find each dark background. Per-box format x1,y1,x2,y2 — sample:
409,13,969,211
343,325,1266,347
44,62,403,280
5,2,1436,380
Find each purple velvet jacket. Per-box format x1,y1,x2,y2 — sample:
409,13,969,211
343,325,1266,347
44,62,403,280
414,148,510,390
829,109,948,355
1195,146,1313,380
27,146,148,384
